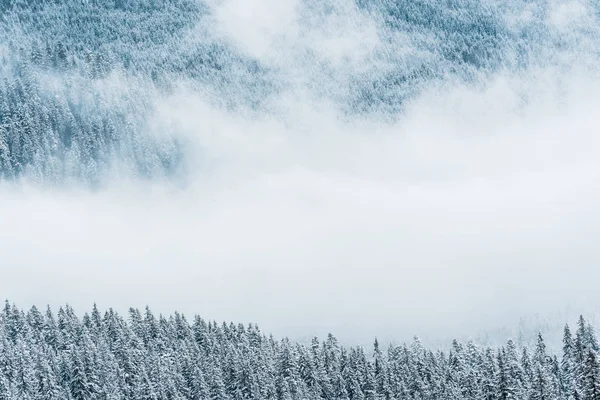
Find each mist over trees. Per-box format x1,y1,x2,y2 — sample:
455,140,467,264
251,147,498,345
0,302,599,400
0,0,262,183
1,0,599,184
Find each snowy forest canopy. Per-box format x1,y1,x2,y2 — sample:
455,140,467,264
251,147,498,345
1,0,600,184
1,302,600,400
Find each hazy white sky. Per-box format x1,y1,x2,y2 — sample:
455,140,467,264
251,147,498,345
2,0,600,346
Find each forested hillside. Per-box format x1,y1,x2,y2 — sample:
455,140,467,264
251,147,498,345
0,302,599,400
1,0,599,184
0,0,263,183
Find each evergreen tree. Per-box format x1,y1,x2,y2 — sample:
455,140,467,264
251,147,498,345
582,350,600,400
529,333,560,400
563,324,579,398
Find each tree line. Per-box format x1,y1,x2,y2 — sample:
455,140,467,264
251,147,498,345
1,301,599,399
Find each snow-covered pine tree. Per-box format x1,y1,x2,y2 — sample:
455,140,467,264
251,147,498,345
582,350,600,400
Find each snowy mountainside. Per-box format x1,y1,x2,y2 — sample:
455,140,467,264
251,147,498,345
1,0,599,183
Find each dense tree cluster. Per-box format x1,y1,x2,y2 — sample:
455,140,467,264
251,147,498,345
0,0,269,183
1,302,600,399
1,0,599,182
0,66,182,183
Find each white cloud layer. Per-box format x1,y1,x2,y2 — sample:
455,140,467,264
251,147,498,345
3,0,600,347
